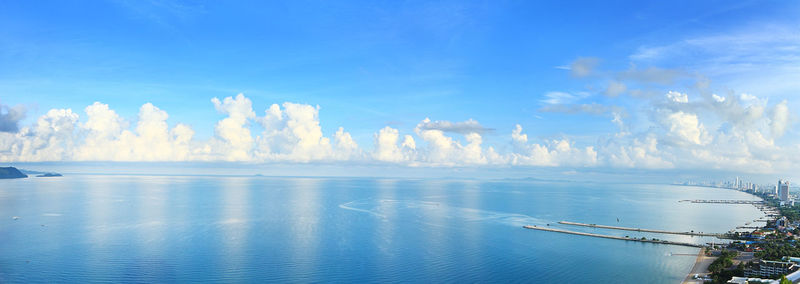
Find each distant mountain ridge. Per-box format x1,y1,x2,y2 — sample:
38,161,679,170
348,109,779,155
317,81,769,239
0,167,27,179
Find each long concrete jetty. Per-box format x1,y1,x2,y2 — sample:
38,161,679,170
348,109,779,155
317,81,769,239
523,225,705,248
558,221,723,237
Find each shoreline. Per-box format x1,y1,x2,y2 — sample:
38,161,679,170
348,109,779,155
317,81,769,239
679,184,773,282
682,249,715,283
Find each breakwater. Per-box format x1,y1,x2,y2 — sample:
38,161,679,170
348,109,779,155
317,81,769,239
558,221,722,237
522,225,705,248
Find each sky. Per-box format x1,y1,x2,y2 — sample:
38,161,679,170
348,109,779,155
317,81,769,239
1,1,799,179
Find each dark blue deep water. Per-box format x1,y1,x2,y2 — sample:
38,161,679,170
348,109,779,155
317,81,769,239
0,175,764,283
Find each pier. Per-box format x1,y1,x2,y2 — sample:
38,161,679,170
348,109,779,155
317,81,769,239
558,221,723,237
523,225,705,248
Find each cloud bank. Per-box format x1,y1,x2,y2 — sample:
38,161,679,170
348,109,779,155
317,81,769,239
0,92,796,174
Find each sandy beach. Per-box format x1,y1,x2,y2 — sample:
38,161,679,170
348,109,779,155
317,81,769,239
683,249,716,283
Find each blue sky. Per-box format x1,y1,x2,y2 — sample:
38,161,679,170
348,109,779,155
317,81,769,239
1,1,799,178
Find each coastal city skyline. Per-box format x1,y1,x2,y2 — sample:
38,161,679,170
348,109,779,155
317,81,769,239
2,1,800,180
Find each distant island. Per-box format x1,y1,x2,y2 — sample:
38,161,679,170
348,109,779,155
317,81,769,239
0,167,62,179
0,167,27,179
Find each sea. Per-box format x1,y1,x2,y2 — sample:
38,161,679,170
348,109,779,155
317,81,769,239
0,175,764,283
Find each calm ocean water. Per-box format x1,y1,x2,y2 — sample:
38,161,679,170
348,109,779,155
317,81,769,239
0,175,764,283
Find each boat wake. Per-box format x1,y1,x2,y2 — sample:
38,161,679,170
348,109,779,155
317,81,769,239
339,199,550,227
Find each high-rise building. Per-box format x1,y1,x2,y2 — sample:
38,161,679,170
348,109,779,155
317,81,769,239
779,180,790,202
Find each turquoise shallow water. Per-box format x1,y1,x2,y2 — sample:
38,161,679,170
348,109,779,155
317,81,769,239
0,175,763,283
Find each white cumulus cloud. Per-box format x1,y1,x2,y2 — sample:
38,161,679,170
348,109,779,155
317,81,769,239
209,94,256,161
771,100,790,139
509,124,597,167
373,126,415,163
666,91,688,103
664,111,709,146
